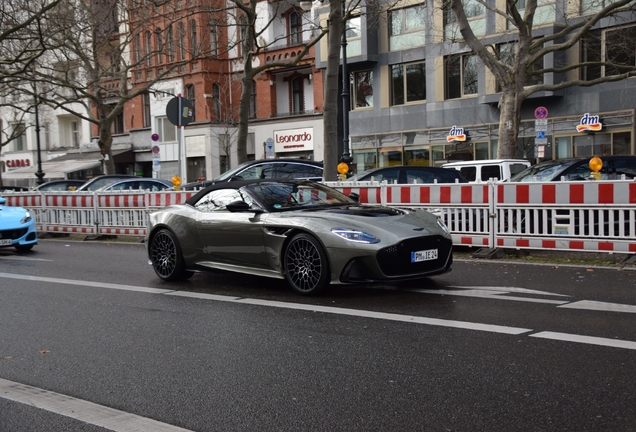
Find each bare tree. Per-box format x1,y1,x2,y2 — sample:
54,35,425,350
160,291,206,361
447,0,636,158
229,0,329,166
11,0,221,174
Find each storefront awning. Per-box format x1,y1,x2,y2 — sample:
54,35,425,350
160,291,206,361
2,160,101,180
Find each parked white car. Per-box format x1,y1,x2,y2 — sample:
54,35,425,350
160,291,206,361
442,159,531,182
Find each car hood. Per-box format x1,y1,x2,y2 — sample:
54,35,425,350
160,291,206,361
0,205,29,225
269,205,446,238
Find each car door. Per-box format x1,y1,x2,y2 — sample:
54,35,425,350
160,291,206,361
193,188,268,268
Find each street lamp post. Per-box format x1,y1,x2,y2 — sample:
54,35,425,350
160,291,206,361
33,89,45,185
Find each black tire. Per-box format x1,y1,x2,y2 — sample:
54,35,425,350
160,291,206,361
150,229,193,281
15,244,34,253
283,233,330,295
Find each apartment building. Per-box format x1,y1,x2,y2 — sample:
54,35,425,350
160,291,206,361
314,0,636,172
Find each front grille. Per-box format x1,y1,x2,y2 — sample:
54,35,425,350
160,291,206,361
377,235,452,276
0,228,28,240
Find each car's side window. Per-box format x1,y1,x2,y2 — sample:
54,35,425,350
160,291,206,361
612,159,636,179
460,167,476,182
372,169,399,184
275,163,323,179
481,165,501,181
194,189,252,212
405,169,434,184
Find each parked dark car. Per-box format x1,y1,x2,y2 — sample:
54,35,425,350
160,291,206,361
180,159,324,190
510,156,636,182
355,166,468,184
97,178,172,191
33,179,87,191
75,175,138,191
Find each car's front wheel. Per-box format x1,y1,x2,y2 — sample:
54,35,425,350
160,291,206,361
150,229,193,281
283,233,330,295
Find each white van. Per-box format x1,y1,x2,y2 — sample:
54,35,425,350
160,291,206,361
442,159,531,182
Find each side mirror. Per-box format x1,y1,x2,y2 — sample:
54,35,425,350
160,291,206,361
229,175,243,182
349,192,360,202
226,200,251,212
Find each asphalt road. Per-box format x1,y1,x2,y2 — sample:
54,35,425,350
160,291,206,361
0,239,635,431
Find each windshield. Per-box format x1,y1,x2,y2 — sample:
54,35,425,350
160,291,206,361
215,161,258,182
244,181,355,212
510,160,575,182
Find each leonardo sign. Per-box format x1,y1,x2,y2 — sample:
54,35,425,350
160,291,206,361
274,127,314,153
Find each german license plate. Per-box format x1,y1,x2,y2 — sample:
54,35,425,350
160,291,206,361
0,239,12,246
411,249,438,262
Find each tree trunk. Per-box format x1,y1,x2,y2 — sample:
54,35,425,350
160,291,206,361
496,89,525,159
98,125,115,174
322,0,343,181
235,70,252,165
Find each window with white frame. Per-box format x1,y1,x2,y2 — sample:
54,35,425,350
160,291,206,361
291,77,304,113
445,53,478,99
352,70,373,108
390,61,426,105
12,123,26,151
389,3,426,51
157,116,176,142
71,121,80,147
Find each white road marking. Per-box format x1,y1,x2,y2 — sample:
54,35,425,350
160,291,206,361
448,285,570,297
405,288,569,304
0,255,53,262
0,272,169,294
0,378,193,432
558,300,636,313
530,332,636,350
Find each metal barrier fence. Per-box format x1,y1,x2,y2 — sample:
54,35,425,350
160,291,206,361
3,180,636,254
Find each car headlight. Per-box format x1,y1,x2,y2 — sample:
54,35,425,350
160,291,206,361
331,228,380,244
437,218,449,234
20,211,32,224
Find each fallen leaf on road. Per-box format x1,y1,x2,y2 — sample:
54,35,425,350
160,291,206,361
39,350,51,354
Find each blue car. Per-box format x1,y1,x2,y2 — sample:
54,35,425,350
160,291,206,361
0,196,38,252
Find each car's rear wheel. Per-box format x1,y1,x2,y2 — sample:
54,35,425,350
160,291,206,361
150,229,193,281
283,233,330,295
15,244,33,253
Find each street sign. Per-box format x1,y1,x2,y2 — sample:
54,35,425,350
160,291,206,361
535,119,548,132
536,138,548,145
152,158,161,172
166,96,194,127
152,145,160,155
265,137,275,159
534,106,548,119
151,133,160,141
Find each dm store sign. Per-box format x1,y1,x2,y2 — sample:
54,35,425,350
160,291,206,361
576,113,602,133
447,126,466,143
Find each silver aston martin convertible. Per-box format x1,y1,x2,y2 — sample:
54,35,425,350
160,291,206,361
146,179,453,295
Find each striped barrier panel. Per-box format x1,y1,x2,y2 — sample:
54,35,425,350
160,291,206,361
96,191,149,236
322,181,383,205
40,192,97,235
2,192,45,225
495,180,636,253
147,191,196,209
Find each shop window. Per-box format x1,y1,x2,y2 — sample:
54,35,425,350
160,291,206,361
405,148,430,166
556,136,572,159
613,132,631,155
157,116,176,142
475,142,489,159
352,71,373,108
389,3,426,51
445,53,478,99
390,61,426,105
379,148,403,167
